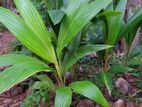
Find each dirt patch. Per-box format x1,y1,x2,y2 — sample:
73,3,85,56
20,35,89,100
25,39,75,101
0,91,27,107
0,31,15,54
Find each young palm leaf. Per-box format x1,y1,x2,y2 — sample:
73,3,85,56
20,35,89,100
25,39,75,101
0,7,56,63
0,54,51,94
55,87,72,107
62,45,112,72
57,0,113,58
122,8,142,47
106,0,127,46
70,81,109,107
14,0,57,63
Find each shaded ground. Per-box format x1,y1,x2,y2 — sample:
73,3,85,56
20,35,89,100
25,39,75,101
0,31,15,54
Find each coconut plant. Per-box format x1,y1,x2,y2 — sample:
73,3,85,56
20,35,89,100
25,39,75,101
0,0,113,106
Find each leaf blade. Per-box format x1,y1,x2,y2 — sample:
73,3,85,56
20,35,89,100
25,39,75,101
48,10,65,25
102,72,113,95
70,81,109,107
62,45,112,72
57,0,113,57
110,65,134,73
14,0,57,63
55,87,72,107
0,54,46,67
0,62,50,94
0,7,54,62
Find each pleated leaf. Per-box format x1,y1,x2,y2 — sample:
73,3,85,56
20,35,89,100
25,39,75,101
57,0,112,57
107,0,127,45
0,54,46,67
62,45,112,72
122,8,142,46
70,81,109,107
0,7,55,62
55,87,72,107
14,0,57,63
0,62,51,94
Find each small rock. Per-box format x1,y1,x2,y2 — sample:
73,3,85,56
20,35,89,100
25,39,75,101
88,52,98,58
113,99,126,107
77,100,95,107
139,103,142,107
126,102,136,107
65,72,74,85
115,78,131,94
79,66,84,73
0,66,5,71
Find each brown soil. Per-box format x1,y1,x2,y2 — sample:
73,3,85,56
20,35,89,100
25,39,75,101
0,31,15,54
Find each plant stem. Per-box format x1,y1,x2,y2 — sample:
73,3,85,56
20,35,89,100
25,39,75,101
54,74,61,86
104,49,109,72
54,61,63,86
124,46,130,66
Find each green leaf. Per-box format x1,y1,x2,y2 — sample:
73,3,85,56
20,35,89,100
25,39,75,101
0,7,56,63
102,72,113,95
128,56,142,66
55,87,72,107
0,54,46,67
48,10,65,25
122,8,142,46
107,0,127,46
36,74,56,91
128,45,142,59
63,0,90,14
98,11,121,18
0,62,50,94
44,0,56,10
14,0,57,63
57,0,113,57
62,45,112,72
31,81,47,90
110,65,134,73
70,81,109,107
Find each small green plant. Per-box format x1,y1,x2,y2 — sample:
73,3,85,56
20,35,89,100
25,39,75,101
122,8,142,65
21,75,50,107
0,0,113,107
88,0,142,95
